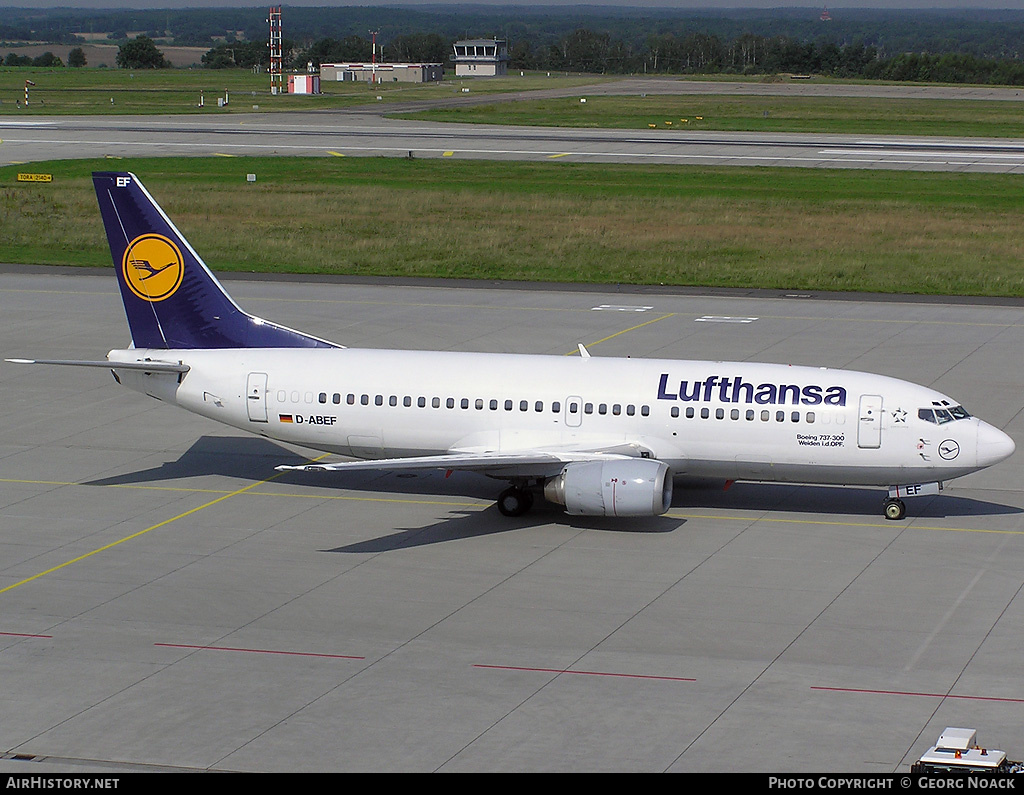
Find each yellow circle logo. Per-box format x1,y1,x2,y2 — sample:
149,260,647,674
122,234,184,302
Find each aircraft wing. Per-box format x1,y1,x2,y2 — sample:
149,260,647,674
276,445,648,479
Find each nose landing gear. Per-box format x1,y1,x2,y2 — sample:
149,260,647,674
883,498,906,521
884,482,942,521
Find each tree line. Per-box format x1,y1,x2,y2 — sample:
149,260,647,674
195,28,1024,86
4,50,74,68
510,29,1024,84
202,33,449,69
6,6,1024,64
8,28,1024,87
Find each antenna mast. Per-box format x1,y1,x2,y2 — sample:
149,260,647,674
269,6,283,94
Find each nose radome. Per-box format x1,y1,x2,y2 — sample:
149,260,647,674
977,422,1016,467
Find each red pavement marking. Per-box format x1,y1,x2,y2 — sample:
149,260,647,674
812,685,1024,704
155,642,363,660
474,663,695,682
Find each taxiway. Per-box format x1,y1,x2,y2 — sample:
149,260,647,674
1,270,1023,772
3,78,1024,172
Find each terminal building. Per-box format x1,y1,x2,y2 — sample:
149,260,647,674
452,38,508,77
319,63,444,84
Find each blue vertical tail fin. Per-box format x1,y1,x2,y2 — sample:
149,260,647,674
92,172,339,350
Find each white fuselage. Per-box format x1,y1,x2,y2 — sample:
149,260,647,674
109,347,1014,488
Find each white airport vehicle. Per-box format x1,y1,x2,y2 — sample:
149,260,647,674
912,728,1023,774
6,173,1016,520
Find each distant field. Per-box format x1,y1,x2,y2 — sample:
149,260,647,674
0,42,208,69
3,156,1024,298
398,93,1024,138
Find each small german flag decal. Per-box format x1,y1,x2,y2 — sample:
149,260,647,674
279,414,293,423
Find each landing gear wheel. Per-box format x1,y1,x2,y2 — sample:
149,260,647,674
497,487,533,517
883,498,906,521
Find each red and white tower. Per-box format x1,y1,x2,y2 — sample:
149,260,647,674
369,29,379,85
268,6,283,94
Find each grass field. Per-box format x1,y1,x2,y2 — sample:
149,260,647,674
4,67,1024,139
3,156,1024,297
399,93,1024,138
0,67,606,115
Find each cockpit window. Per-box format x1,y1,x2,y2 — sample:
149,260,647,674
919,405,971,424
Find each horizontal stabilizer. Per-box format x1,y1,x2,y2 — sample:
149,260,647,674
6,358,190,373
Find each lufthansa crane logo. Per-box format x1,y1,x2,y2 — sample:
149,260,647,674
122,234,184,302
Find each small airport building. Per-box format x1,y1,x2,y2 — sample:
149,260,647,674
452,38,508,77
319,62,444,83
287,75,320,94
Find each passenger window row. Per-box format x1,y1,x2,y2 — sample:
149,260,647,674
277,389,822,423
334,394,563,411
277,390,656,417
671,405,817,423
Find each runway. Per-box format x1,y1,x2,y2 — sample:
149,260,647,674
4,77,1024,172
2,269,1024,772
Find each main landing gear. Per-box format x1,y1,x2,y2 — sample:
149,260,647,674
883,498,906,521
497,486,534,517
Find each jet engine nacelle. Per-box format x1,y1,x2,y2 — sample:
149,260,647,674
543,459,672,517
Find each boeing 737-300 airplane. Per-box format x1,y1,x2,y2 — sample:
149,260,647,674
7,173,1016,521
